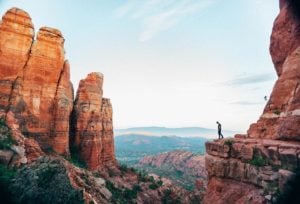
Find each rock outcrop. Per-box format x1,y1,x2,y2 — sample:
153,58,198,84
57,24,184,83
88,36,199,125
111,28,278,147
71,73,115,170
138,150,207,190
204,1,300,203
248,0,300,140
0,7,115,170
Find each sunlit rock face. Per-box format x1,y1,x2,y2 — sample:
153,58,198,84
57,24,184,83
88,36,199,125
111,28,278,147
20,27,73,155
204,1,300,203
248,1,300,140
0,8,34,111
71,73,116,170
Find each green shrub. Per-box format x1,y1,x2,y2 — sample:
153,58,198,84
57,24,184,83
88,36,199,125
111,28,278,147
149,183,159,190
0,164,15,203
161,189,181,204
273,109,281,115
133,184,142,192
138,171,149,182
224,139,234,147
9,158,84,204
69,146,87,168
123,188,137,200
157,180,163,186
106,181,138,203
250,156,267,167
0,118,15,150
119,164,129,172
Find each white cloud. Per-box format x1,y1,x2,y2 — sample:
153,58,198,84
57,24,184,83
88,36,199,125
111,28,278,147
115,0,219,42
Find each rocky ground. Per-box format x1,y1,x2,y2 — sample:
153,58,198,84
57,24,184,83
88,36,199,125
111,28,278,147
137,150,207,190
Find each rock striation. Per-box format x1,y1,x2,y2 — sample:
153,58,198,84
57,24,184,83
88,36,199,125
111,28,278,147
71,73,115,170
204,1,300,203
0,7,115,170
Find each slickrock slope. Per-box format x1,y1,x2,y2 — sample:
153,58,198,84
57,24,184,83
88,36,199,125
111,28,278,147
204,1,300,203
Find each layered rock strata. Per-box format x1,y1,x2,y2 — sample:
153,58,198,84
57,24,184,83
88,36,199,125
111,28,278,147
71,73,115,170
0,7,115,170
248,0,300,140
204,1,300,203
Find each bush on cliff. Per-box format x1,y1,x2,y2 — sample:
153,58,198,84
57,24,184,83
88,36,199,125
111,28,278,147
9,157,84,204
0,118,15,150
0,164,15,203
106,180,139,204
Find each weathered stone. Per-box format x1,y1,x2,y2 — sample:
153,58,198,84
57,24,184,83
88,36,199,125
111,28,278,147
205,142,230,158
268,146,281,166
278,169,295,191
248,3,300,140
0,8,34,80
279,148,298,170
203,177,265,204
270,3,300,77
21,26,66,152
0,150,14,165
234,134,247,139
51,60,73,155
205,154,228,178
71,73,116,170
231,143,253,162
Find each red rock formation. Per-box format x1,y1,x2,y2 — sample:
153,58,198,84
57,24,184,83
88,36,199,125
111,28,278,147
205,1,300,203
0,8,34,111
139,150,207,179
0,8,34,80
204,177,265,204
21,26,70,154
71,73,115,170
0,7,115,168
100,98,115,166
0,8,73,155
248,1,300,140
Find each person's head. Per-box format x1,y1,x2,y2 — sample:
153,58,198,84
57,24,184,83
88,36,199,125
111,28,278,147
216,121,219,124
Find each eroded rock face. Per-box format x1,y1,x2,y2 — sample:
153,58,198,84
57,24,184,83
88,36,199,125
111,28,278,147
204,177,265,204
248,1,300,140
0,8,34,80
71,73,115,170
205,1,300,203
0,7,116,170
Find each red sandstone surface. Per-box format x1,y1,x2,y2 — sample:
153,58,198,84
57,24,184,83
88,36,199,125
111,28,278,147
0,7,115,170
204,1,300,203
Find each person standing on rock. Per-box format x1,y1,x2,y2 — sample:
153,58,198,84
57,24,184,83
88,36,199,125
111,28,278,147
216,121,224,139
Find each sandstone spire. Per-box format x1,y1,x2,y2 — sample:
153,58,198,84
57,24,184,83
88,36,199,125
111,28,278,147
71,73,115,170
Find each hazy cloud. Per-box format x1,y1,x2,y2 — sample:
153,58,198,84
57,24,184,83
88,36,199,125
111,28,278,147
222,73,275,86
115,0,218,42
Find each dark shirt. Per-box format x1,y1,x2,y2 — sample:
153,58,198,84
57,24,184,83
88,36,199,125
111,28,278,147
218,124,221,132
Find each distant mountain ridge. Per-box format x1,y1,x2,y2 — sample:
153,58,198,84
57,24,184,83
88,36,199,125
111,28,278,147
115,134,208,165
115,126,237,138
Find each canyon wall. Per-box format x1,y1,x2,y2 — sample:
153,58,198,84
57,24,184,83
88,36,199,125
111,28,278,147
0,8,115,170
204,1,300,203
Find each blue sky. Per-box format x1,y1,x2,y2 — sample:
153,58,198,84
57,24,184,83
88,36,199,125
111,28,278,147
0,0,279,132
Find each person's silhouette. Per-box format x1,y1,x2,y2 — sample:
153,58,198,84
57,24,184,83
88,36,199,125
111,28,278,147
216,121,224,139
